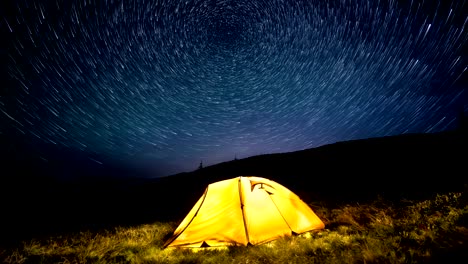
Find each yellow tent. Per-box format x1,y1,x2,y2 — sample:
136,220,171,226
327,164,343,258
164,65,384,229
164,176,325,248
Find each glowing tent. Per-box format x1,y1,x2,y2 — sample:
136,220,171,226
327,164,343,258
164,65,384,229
164,176,325,248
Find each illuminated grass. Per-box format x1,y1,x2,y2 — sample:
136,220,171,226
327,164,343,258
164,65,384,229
2,191,467,263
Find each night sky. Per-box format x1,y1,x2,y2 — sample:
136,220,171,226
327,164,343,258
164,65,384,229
1,0,466,178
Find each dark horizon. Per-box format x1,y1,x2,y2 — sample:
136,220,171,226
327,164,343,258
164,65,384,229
1,124,466,245
1,125,466,183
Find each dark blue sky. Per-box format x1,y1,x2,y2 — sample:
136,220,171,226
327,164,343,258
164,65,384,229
1,0,466,177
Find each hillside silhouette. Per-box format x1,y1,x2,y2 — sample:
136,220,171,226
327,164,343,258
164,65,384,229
0,128,466,245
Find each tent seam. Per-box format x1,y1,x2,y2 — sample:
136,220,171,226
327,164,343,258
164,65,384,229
163,187,209,248
238,176,250,245
268,193,294,234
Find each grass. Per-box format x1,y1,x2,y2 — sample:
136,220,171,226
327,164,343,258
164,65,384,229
2,191,467,264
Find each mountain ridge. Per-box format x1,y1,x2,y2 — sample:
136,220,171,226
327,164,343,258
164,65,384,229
0,129,466,244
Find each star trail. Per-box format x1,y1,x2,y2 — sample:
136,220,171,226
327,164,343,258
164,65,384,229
1,0,467,177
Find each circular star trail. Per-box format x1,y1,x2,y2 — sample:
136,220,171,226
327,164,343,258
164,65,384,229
1,0,467,177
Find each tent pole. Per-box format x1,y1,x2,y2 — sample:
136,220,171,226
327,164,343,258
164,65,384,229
238,177,250,245
268,194,294,234
163,187,209,248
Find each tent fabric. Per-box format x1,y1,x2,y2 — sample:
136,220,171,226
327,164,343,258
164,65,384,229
164,176,325,248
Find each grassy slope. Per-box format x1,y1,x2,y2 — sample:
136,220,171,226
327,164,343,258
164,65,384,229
1,130,465,239
1,130,466,262
2,190,467,264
